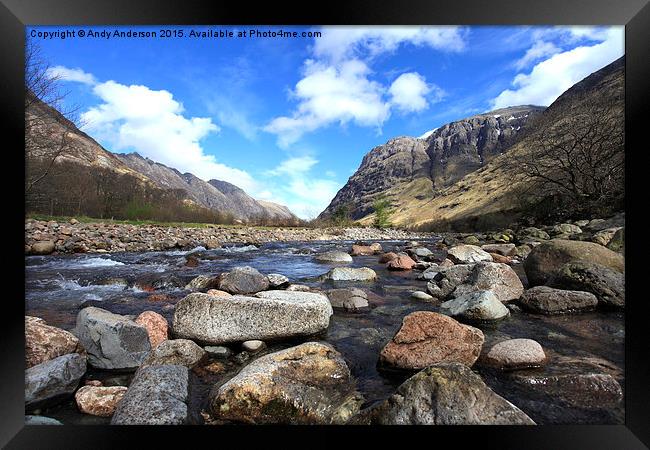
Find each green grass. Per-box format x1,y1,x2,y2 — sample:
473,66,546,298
26,214,304,230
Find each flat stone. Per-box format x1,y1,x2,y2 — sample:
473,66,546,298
314,251,353,263
217,266,270,294
320,267,377,282
203,345,232,358
519,286,598,314
480,339,547,370
25,353,87,409
447,245,493,264
141,339,206,368
326,288,369,311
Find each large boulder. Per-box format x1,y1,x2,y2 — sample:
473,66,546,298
379,312,484,370
546,262,625,309
352,363,534,425
314,251,353,263
350,243,382,256
217,266,270,294
172,292,332,344
25,316,84,368
592,227,623,247
75,385,128,417
446,245,493,264
326,288,369,311
141,339,206,368
111,364,189,425
184,275,219,291
210,342,363,424
72,307,151,370
518,286,598,314
440,290,510,322
320,267,377,282
134,311,168,348
407,247,434,259
523,239,624,286
452,262,524,303
31,240,56,255
25,353,87,409
480,339,547,370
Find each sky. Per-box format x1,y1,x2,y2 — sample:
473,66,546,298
28,25,624,219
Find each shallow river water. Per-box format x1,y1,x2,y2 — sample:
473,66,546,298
25,239,625,425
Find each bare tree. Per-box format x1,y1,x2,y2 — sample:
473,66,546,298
508,97,624,217
25,36,83,193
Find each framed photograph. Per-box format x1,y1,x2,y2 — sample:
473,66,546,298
2,0,648,447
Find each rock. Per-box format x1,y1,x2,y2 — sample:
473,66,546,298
451,262,524,303
350,243,382,256
173,292,332,344
286,284,311,291
446,244,493,264
185,275,219,291
25,415,63,425
320,267,377,282
326,288,369,311
210,342,363,424
184,255,199,267
592,227,623,247
25,316,84,369
417,266,439,280
378,252,399,263
546,262,625,308
518,286,598,314
111,365,189,425
523,239,624,286
206,289,232,298
517,227,550,243
411,291,434,301
407,247,434,258
204,346,232,358
575,220,590,227
353,363,534,425
314,251,353,263
267,273,290,288
463,235,480,245
481,243,515,256
480,339,547,370
606,228,624,252
379,312,484,370
512,245,532,259
426,264,474,299
217,266,270,294
551,223,582,236
31,241,56,255
141,339,206,368
72,307,151,370
489,253,512,264
242,340,266,353
386,255,417,271
134,311,168,348
69,218,79,225
440,290,510,322
25,353,87,409
75,386,128,417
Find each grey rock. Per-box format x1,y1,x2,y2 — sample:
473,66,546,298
25,353,87,409
551,223,582,236
546,262,625,308
480,338,547,370
111,364,189,425
481,243,515,256
320,267,377,282
141,339,206,368
204,345,232,358
25,415,63,425
72,307,151,370
517,227,550,243
242,340,266,353
440,290,510,321
172,292,332,344
352,362,534,425
411,291,435,301
217,266,270,294
184,275,219,291
326,288,369,311
447,245,493,264
267,273,290,288
452,262,524,303
314,251,353,263
519,286,598,314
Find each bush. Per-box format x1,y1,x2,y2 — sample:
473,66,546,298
372,197,392,229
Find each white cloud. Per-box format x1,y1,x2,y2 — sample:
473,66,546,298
77,78,260,193
46,65,97,85
264,156,342,220
265,26,466,147
264,59,390,147
492,27,624,109
389,72,443,113
313,26,466,63
514,41,561,70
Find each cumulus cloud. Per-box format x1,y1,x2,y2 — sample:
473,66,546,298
46,65,97,85
313,26,466,63
493,27,624,109
389,72,444,113
75,77,259,193
264,156,342,220
264,59,390,147
514,41,561,70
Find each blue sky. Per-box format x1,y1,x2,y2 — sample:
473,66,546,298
28,25,624,219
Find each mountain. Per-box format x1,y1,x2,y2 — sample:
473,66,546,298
25,94,298,224
319,105,544,220
319,57,624,230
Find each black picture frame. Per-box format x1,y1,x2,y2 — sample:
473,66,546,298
2,0,648,448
